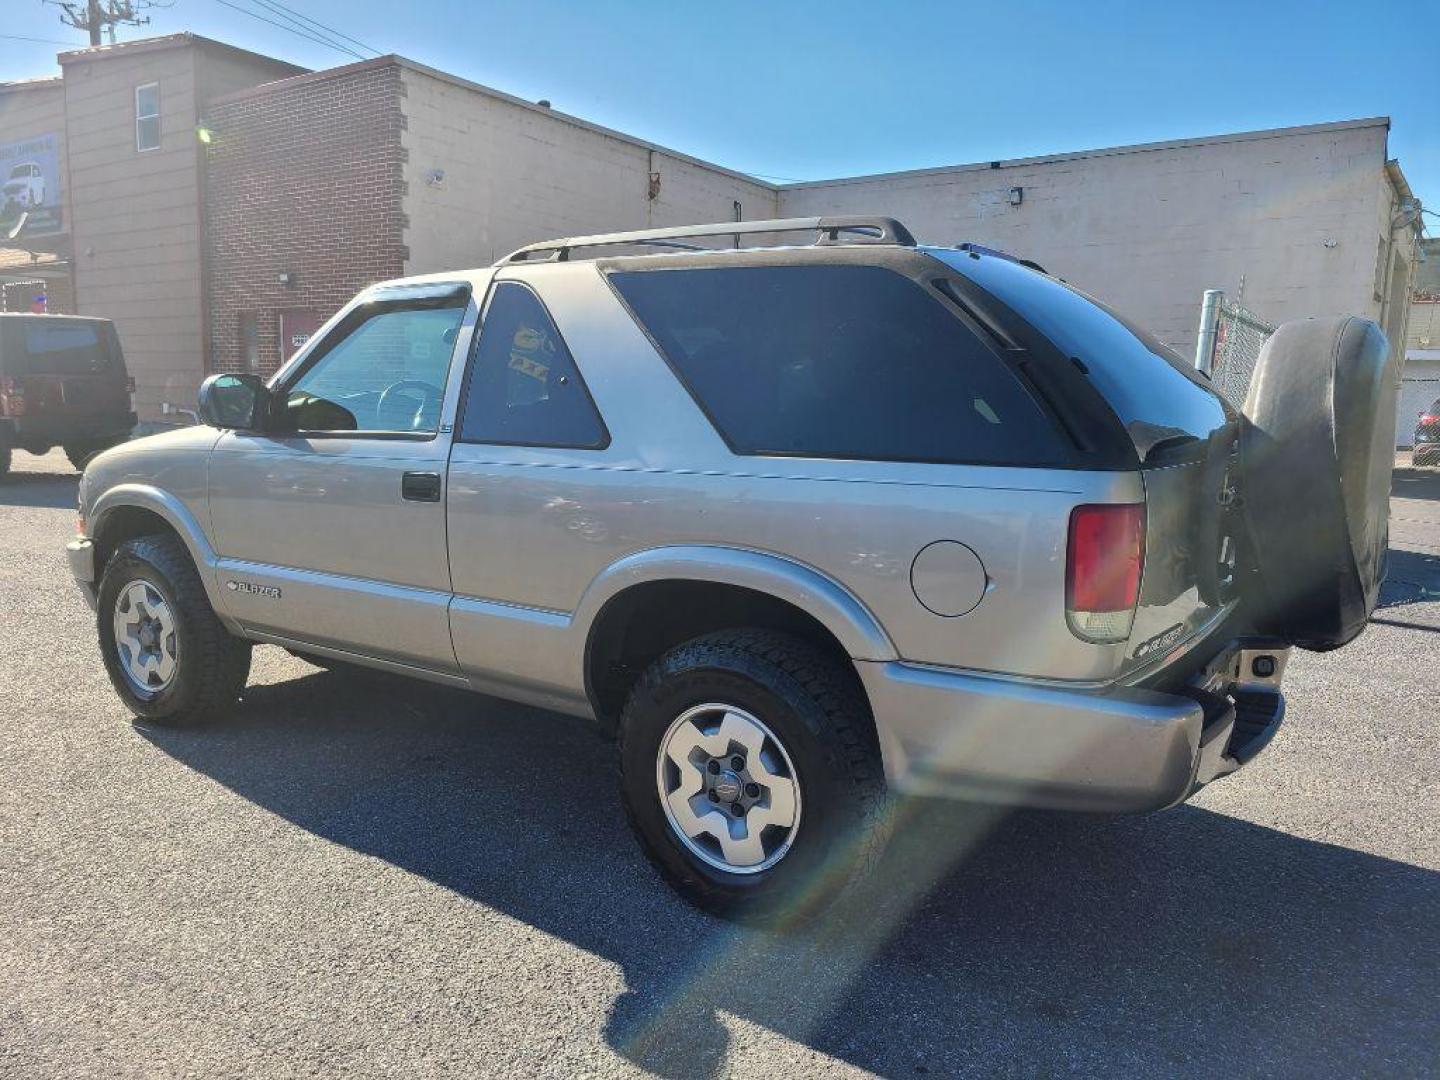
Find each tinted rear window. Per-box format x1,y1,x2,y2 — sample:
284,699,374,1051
930,250,1227,454
2,320,116,376
610,264,1068,466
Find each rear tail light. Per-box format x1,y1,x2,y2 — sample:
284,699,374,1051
1066,503,1145,643
1421,414,1438,425
0,375,24,417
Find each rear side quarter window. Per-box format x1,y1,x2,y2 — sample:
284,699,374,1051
608,264,1069,466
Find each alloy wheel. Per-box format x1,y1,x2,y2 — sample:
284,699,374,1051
655,703,802,874
112,579,178,696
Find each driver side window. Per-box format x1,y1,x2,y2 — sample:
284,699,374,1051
278,301,466,435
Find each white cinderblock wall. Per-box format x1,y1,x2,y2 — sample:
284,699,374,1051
400,63,777,274
396,71,1411,366
779,120,1401,354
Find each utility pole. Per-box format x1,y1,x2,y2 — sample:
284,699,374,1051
43,1,171,47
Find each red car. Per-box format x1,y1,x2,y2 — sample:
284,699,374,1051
1415,398,1440,467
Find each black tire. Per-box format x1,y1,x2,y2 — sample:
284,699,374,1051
97,533,251,724
1239,316,1397,651
0,440,10,479
618,629,887,923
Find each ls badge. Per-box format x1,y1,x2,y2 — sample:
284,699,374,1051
1131,621,1185,660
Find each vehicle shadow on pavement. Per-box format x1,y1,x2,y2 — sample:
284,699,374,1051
1378,549,1440,612
0,469,78,509
141,666,1440,1078
1392,466,1440,500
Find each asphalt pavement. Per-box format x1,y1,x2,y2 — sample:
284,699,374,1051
1,448,1437,1078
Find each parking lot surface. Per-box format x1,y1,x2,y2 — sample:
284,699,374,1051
2,449,1437,1078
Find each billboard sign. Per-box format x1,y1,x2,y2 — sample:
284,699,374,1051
0,132,63,236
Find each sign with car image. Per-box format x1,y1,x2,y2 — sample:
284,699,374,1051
0,132,63,235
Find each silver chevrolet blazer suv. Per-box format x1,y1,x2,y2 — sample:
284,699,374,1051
67,217,1398,919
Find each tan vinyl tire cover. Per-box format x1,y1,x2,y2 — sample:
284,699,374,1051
1239,316,1397,650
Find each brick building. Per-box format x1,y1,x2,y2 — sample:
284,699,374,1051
201,55,774,380
0,32,1424,426
0,35,302,416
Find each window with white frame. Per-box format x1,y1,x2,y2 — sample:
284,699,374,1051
135,83,160,152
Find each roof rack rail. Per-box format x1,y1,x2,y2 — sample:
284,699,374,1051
953,242,1048,276
498,215,916,264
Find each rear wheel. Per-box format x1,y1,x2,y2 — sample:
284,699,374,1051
97,534,251,724
0,440,10,479
619,629,887,922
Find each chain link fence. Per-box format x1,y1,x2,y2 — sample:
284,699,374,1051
1195,290,1276,408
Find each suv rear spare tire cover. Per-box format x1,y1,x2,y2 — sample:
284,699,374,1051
1239,316,1396,650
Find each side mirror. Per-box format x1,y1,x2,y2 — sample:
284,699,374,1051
198,372,269,431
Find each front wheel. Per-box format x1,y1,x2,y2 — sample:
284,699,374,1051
96,534,251,724
618,630,887,922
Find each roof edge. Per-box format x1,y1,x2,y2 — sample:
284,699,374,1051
0,76,64,92
1385,159,1415,204
778,117,1395,190
394,57,778,191
204,52,778,191
205,54,399,107
58,31,306,76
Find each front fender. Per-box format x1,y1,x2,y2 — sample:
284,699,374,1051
88,484,229,615
573,545,898,662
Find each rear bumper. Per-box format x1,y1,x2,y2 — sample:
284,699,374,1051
858,642,1288,812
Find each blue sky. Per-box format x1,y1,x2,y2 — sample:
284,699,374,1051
3,0,1434,224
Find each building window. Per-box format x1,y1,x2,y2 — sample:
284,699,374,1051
135,83,160,152
239,312,260,372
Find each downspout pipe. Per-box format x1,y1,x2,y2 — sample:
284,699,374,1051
1195,289,1223,376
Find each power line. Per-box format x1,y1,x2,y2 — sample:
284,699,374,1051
0,33,80,45
249,0,381,57
211,0,366,60
240,0,371,58
243,0,373,58
212,0,363,58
